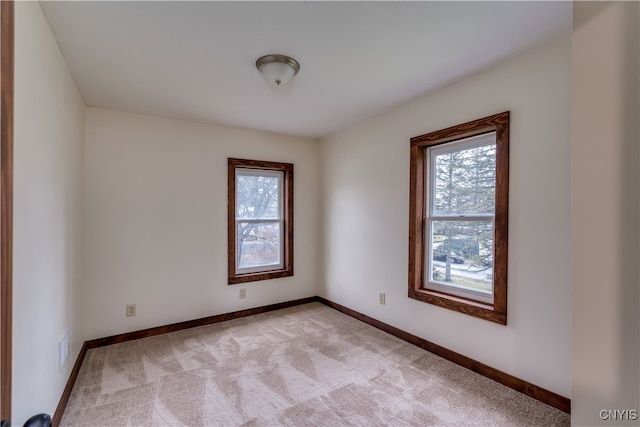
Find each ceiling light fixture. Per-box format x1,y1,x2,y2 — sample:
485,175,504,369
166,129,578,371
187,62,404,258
256,54,300,87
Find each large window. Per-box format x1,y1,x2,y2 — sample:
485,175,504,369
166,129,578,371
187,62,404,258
408,112,509,324
228,158,293,284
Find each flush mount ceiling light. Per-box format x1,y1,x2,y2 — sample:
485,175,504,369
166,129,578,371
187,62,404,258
256,54,300,86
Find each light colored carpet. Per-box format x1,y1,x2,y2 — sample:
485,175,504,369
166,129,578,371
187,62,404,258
61,302,569,426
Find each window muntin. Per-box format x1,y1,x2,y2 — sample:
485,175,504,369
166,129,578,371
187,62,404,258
425,134,496,305
228,159,293,284
408,112,509,325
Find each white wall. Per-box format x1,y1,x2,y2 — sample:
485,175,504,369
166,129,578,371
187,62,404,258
319,37,571,397
571,2,639,425
13,1,85,425
83,108,319,339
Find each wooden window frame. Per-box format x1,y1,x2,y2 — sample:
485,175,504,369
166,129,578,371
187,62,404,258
1,1,13,423
228,158,293,285
408,112,509,325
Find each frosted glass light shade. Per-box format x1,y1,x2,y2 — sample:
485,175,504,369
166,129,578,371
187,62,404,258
256,55,300,87
261,62,295,86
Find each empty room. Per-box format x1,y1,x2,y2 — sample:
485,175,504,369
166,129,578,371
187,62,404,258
1,1,638,426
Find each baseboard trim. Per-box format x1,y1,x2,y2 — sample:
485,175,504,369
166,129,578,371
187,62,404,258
86,296,318,349
316,296,571,414
52,341,87,427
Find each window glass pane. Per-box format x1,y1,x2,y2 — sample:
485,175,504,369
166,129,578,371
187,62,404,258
236,172,280,219
237,222,281,269
430,220,493,294
433,143,496,216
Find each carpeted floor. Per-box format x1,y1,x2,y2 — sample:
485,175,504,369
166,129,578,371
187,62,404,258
61,302,569,426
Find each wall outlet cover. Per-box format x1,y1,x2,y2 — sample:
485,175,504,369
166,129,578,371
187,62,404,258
126,304,136,317
58,331,69,372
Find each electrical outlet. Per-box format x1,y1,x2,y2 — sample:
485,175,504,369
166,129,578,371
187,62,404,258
126,304,136,317
58,331,69,372
239,288,247,299
379,293,386,305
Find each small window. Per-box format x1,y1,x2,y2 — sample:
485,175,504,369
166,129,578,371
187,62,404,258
408,112,509,324
228,158,293,284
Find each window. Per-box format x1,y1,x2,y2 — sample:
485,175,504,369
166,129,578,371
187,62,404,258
228,158,293,284
408,112,509,324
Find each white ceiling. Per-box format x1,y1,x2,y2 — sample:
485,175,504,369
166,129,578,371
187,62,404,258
40,1,572,139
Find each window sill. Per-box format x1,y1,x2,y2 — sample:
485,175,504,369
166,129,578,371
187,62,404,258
408,288,506,325
228,269,293,285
